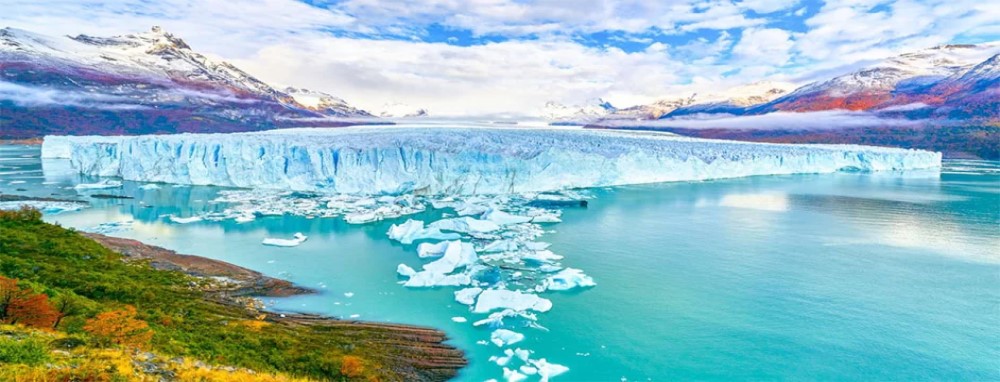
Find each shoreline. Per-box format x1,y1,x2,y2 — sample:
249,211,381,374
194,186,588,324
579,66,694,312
74,225,468,380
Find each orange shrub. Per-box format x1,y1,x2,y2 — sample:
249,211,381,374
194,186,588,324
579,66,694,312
7,293,59,329
83,305,153,349
340,355,365,378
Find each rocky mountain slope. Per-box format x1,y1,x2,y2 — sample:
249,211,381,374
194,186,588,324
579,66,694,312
0,27,373,138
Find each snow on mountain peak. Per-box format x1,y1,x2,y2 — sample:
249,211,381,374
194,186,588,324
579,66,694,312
540,98,616,122
377,103,428,118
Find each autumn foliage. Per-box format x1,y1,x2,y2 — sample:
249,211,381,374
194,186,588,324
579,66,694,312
340,355,365,378
0,276,59,329
83,305,153,349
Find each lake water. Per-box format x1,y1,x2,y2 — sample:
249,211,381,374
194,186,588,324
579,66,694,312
1,144,998,381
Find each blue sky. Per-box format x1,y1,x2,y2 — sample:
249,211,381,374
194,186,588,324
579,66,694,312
3,0,998,115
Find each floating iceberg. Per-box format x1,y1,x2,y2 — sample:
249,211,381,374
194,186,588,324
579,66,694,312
531,359,569,381
400,271,472,287
491,329,526,347
262,233,308,247
503,367,528,382
53,127,941,194
167,215,203,224
396,264,417,277
482,208,533,226
542,268,596,291
429,216,502,234
455,287,484,305
421,241,477,274
474,289,553,314
387,219,461,244
73,180,122,190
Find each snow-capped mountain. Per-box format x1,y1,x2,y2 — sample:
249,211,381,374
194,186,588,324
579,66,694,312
540,98,615,123
758,43,999,117
0,26,372,138
605,96,698,120
601,81,795,121
377,103,428,118
283,87,372,117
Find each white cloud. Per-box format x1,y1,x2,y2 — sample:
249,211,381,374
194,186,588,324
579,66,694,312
732,27,794,66
1,0,996,115
231,36,721,116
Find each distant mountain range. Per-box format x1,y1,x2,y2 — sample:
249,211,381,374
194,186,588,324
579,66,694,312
0,26,375,138
542,43,998,124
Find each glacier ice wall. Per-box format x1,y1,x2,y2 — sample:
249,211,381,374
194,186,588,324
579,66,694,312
50,127,942,194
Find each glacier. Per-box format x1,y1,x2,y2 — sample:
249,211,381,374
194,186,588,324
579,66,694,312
44,125,941,195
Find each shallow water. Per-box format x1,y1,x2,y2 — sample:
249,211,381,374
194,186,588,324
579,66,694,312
2,144,998,381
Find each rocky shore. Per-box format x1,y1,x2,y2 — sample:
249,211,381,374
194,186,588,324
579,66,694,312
82,232,468,381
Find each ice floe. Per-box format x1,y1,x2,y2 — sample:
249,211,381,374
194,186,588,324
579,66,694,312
491,329,525,347
387,219,461,244
474,289,553,314
262,233,308,247
455,287,483,305
541,268,596,291
74,180,122,190
429,216,502,234
167,215,203,224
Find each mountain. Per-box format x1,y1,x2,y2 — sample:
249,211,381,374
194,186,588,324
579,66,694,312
283,87,372,117
376,102,428,118
0,27,372,138
755,43,999,119
602,81,795,121
597,44,997,123
540,98,616,123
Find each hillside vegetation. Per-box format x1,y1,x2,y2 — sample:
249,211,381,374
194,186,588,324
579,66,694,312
0,207,462,381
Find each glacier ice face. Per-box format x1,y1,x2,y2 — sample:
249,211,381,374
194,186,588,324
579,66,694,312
51,126,941,195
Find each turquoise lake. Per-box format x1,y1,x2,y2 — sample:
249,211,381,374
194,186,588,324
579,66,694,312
1,144,997,381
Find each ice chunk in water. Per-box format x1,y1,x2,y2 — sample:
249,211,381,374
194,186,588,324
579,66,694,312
167,215,203,224
74,180,122,190
387,219,461,244
422,241,477,274
531,358,569,381
543,268,596,291
262,233,308,247
455,287,484,305
474,289,553,313
482,208,533,225
401,272,471,287
503,367,528,382
491,329,525,347
397,264,417,277
429,216,501,234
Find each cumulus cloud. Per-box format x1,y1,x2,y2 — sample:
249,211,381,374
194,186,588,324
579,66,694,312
2,0,996,115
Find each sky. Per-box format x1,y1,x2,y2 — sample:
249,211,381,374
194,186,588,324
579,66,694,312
2,0,998,116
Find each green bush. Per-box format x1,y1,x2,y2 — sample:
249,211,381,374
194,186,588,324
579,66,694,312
0,337,51,365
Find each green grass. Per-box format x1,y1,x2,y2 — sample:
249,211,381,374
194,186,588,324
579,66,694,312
0,336,50,365
0,208,406,381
